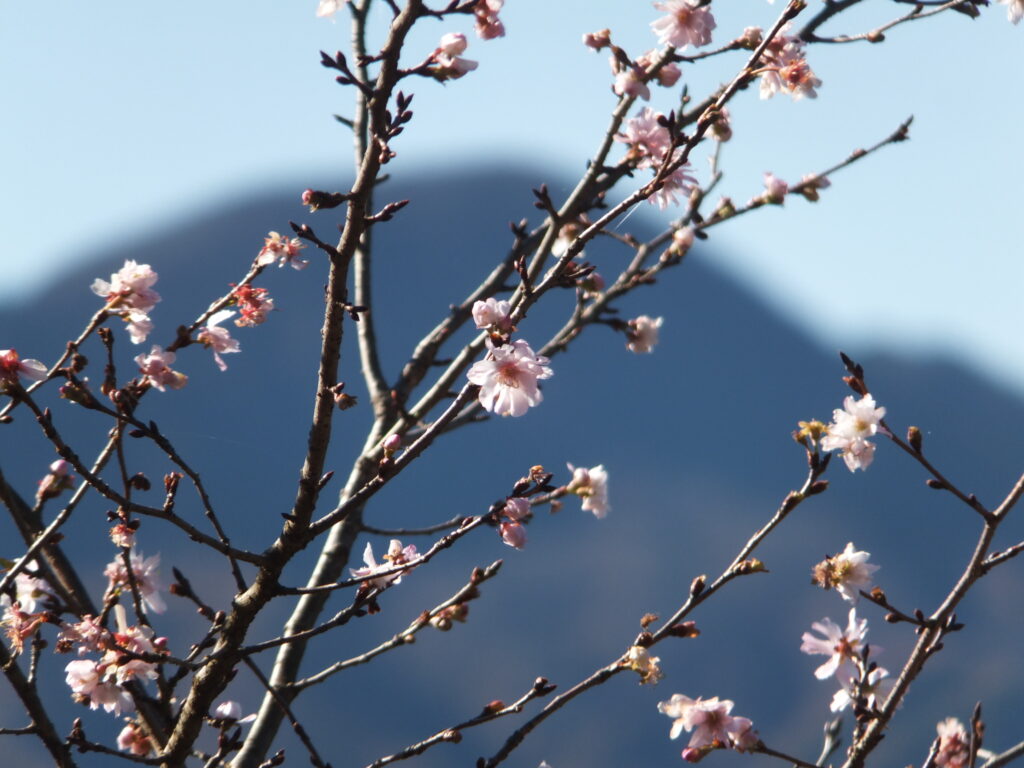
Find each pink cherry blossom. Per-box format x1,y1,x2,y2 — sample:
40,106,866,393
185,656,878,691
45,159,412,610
438,32,468,57
36,459,75,504
649,159,697,209
434,53,479,80
232,284,275,327
612,65,651,101
257,231,308,270
104,551,166,614
627,315,664,354
812,542,880,604
758,26,821,101
196,309,241,372
0,349,47,385
616,108,672,166
350,539,418,589
467,340,553,417
472,297,512,331
499,520,527,549
650,1,716,50
117,723,154,756
820,394,887,472
582,29,611,51
800,607,869,680
936,718,970,768
830,665,894,713
474,0,504,39
503,497,531,521
637,50,682,87
2,601,47,655
316,0,346,18
657,694,756,750
91,260,161,314
1,566,54,614
567,464,610,518
135,346,187,392
762,173,789,204
998,0,1024,24
65,658,135,715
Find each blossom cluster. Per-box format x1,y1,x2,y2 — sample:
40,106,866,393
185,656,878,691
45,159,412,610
821,394,887,472
658,693,759,760
1,566,55,654
757,25,822,101
615,107,696,209
91,260,161,344
801,541,894,714
103,550,166,614
61,607,168,716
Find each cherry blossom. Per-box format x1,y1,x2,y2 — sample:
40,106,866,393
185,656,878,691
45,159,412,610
214,700,257,725
350,539,418,590
467,339,553,418
757,26,821,101
800,607,869,680
637,50,681,87
65,658,134,715
997,0,1024,24
625,645,663,685
1,567,54,614
799,174,830,202
232,284,275,327
616,108,672,166
438,32,468,57
935,718,970,768
567,464,610,518
117,722,154,756
0,349,47,385
649,158,697,209
472,297,512,332
612,66,651,101
197,309,241,371
434,53,479,80
650,1,716,50
761,173,789,204
811,542,880,604
257,231,308,270
582,29,611,51
657,694,756,750
820,394,887,472
91,260,161,313
110,522,136,549
104,551,166,614
627,315,664,354
135,346,187,392
36,459,75,504
2,601,47,655
503,497,531,521
499,520,527,549
56,615,106,656
830,665,894,713
474,0,504,39
316,0,346,18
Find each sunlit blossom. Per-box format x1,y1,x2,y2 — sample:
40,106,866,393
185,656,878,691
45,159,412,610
467,340,553,417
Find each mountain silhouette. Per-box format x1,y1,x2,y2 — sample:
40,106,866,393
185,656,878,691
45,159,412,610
1,168,1021,768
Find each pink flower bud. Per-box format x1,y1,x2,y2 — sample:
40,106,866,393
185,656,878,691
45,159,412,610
681,748,704,763
439,32,468,57
499,521,527,549
503,497,530,521
383,434,402,452
582,29,611,50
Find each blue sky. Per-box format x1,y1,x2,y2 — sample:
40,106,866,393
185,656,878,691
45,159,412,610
2,2,1021,391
